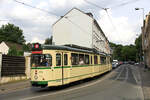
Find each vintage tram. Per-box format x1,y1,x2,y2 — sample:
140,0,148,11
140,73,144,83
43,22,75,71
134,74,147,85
30,43,112,87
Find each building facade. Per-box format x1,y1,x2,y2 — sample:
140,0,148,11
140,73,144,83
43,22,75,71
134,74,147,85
52,8,110,54
0,42,9,54
0,41,23,55
142,12,150,68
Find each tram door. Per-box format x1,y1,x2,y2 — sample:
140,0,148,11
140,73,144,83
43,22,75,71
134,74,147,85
62,53,69,85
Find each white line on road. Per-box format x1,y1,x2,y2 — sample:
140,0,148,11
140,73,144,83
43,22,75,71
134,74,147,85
130,65,144,100
22,70,116,100
124,66,129,81
115,65,124,80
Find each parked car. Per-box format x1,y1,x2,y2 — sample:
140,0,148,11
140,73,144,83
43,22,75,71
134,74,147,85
112,60,119,69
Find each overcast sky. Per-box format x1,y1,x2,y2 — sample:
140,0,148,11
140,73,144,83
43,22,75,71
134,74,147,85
0,0,150,45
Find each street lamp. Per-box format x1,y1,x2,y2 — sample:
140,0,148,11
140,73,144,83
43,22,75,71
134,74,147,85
135,8,145,25
135,8,145,63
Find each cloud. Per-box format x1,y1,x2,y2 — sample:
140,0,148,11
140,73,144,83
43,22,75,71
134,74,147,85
0,1,58,43
98,9,139,45
0,0,146,45
31,37,44,43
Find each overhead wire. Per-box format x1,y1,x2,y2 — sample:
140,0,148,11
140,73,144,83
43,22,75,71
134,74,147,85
83,0,141,32
84,0,117,33
12,0,91,35
111,0,140,9
84,0,105,10
13,0,59,17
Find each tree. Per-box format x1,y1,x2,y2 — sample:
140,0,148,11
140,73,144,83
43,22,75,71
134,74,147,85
0,23,25,44
8,46,24,56
135,34,142,61
121,45,137,61
44,36,52,45
23,44,30,52
8,46,18,56
110,42,137,61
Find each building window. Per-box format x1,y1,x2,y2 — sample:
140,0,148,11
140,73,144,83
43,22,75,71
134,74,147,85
56,53,61,66
64,54,68,65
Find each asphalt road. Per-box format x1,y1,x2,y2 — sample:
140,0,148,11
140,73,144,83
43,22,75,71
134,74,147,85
0,64,144,100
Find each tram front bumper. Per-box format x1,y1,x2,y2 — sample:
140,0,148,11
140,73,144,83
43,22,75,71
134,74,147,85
31,81,48,87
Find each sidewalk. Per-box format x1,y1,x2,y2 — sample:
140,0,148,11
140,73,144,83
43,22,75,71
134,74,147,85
0,79,30,94
138,64,150,100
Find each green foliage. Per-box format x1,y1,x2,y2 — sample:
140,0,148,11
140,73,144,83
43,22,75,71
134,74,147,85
8,46,17,56
121,45,137,61
44,36,52,45
0,23,25,44
110,42,138,62
23,44,30,51
135,34,142,61
8,46,23,56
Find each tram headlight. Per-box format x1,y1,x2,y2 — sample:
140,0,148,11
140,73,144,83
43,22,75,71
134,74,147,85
34,75,38,80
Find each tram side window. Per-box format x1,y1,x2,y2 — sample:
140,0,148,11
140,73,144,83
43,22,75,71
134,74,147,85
45,54,52,66
64,54,68,65
94,55,98,64
56,53,61,66
79,54,85,65
100,56,106,64
85,55,89,64
71,53,79,65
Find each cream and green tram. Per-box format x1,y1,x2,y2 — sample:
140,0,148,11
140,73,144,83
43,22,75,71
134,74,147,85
31,43,112,87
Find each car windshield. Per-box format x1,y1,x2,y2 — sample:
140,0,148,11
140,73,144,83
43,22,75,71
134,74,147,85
31,54,52,67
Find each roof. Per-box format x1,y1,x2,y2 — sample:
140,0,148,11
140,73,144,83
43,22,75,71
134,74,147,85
41,44,108,56
52,7,94,26
42,45,93,54
93,19,108,42
4,42,23,51
52,7,109,42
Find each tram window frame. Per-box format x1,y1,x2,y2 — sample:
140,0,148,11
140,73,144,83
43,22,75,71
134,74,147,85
56,53,61,66
31,54,52,67
91,56,93,65
71,53,79,65
100,56,106,64
85,55,89,64
64,54,68,66
94,55,98,64
79,54,85,65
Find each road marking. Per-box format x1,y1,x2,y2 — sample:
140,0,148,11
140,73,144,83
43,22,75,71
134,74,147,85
124,66,128,81
115,66,124,80
130,65,144,100
22,70,116,100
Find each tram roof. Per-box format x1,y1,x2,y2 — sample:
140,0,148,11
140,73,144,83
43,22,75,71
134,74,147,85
42,45,93,53
32,43,108,56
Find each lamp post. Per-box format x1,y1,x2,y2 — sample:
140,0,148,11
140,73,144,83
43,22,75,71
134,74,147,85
135,8,145,63
135,8,144,25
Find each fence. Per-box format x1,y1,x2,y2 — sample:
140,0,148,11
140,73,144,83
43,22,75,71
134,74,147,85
0,53,31,84
1,55,25,76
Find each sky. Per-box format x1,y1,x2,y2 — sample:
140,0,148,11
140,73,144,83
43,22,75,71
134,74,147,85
0,0,150,45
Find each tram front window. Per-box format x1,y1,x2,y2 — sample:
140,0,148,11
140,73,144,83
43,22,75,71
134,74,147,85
31,54,52,67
